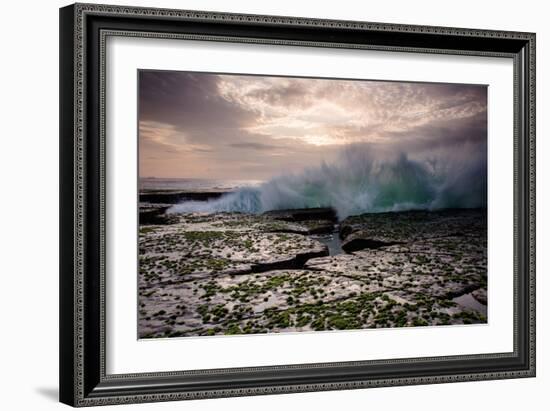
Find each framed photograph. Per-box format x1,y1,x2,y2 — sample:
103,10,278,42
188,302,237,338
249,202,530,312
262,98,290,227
59,3,536,407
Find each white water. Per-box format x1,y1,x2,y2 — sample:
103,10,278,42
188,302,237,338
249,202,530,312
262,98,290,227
168,143,487,219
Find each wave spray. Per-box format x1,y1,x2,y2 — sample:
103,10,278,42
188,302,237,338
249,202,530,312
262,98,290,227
168,143,487,219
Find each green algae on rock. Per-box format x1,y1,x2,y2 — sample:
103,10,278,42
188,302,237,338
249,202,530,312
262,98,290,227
138,209,487,338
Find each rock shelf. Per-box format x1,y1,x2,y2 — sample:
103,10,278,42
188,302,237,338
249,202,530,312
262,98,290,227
138,208,487,338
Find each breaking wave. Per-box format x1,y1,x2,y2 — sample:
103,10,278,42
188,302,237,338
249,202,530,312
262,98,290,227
168,144,487,219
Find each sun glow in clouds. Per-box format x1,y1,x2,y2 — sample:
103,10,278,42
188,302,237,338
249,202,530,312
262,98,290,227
139,71,487,180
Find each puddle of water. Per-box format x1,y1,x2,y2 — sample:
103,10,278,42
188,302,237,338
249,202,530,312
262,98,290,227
453,293,487,317
313,228,343,256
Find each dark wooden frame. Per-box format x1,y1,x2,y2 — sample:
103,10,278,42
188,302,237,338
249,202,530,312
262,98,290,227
60,3,536,407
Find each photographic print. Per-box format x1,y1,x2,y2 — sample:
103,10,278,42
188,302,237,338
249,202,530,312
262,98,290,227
137,70,488,339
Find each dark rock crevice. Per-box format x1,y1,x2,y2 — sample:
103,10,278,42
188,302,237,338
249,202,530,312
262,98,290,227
342,237,404,253
444,284,482,300
251,248,329,273
151,248,331,286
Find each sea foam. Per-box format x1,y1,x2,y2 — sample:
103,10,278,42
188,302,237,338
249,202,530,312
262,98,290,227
168,143,487,219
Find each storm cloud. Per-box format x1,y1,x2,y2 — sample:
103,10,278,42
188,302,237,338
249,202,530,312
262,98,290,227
138,70,487,180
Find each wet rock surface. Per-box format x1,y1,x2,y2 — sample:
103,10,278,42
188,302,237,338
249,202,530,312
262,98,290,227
139,191,226,204
139,203,178,225
264,207,338,223
138,208,487,338
472,288,488,305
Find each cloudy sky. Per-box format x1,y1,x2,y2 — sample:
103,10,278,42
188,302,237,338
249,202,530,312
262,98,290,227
138,70,487,180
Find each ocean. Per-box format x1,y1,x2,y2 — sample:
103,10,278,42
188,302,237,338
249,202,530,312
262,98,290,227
143,144,486,219
139,177,263,193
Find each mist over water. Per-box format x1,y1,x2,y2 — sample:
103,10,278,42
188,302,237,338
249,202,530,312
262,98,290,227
168,143,487,220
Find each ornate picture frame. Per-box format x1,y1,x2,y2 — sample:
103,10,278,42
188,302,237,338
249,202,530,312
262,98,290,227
59,3,535,407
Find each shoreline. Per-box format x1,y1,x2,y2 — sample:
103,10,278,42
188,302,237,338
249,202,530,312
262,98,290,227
139,190,227,204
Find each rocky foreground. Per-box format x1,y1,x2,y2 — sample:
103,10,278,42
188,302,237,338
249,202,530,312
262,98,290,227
138,208,487,338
